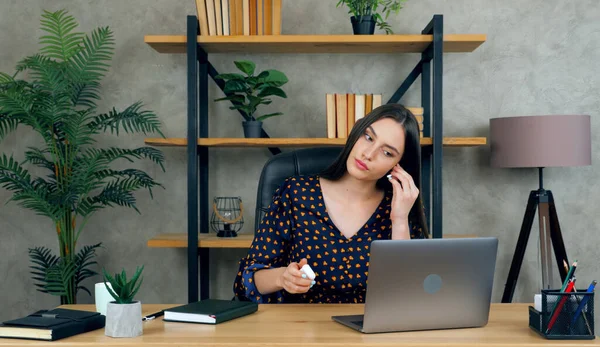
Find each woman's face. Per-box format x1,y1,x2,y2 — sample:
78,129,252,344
346,117,406,181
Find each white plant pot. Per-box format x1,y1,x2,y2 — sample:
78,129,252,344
105,301,143,338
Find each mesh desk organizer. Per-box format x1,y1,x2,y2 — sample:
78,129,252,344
529,288,595,339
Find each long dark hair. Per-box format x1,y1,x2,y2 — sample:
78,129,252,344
320,104,429,238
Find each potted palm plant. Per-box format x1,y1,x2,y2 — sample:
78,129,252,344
0,9,165,305
336,0,408,34
103,266,144,338
214,60,288,138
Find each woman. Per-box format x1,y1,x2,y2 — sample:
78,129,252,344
233,104,429,304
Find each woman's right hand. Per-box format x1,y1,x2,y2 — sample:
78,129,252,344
277,258,314,294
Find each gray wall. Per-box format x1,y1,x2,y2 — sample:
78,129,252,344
1,0,599,328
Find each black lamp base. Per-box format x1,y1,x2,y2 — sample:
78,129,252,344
217,229,238,238
501,187,569,303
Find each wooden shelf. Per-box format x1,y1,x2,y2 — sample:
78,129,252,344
147,233,479,249
145,137,487,148
144,34,486,54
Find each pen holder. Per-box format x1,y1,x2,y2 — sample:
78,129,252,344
529,289,595,340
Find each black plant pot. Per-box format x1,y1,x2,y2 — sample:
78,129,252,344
242,120,263,138
351,15,376,35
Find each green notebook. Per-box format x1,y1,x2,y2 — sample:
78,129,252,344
163,299,258,324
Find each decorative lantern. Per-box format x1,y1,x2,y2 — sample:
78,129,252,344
210,197,244,238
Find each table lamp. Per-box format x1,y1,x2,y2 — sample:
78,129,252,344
489,114,591,303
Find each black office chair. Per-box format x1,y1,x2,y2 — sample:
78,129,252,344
254,147,343,234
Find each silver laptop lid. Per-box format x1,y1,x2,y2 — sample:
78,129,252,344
362,237,498,333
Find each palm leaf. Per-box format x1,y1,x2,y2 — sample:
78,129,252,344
0,112,18,140
88,101,165,137
28,247,60,293
69,26,114,83
15,55,66,93
39,9,84,62
78,177,146,216
94,168,164,198
99,147,165,171
45,257,78,297
74,243,102,296
23,147,55,171
0,154,61,220
0,83,55,142
70,81,101,108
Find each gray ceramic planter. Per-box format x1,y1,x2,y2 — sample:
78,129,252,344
105,301,143,338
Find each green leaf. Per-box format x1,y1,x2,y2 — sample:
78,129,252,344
39,9,84,61
259,70,288,86
69,26,115,83
255,112,283,122
223,80,247,94
247,95,263,111
74,243,102,291
103,266,144,304
257,86,287,98
234,60,255,76
87,101,164,137
28,247,60,294
214,94,245,104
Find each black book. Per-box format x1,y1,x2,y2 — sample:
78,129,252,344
163,299,258,324
0,308,105,341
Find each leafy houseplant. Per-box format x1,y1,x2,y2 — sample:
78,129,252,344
103,266,144,338
0,10,165,305
336,0,407,34
214,60,288,138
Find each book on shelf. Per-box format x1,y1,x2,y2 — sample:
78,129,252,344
195,0,282,36
326,93,424,138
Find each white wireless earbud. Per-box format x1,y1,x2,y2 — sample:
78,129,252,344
301,264,316,280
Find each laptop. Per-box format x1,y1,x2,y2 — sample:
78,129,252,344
332,237,498,334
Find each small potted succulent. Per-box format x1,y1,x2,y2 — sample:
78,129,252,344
336,0,408,34
214,60,288,138
103,266,144,338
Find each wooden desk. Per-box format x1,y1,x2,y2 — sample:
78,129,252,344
0,304,596,346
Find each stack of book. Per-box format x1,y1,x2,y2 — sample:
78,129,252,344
326,93,424,138
195,0,282,36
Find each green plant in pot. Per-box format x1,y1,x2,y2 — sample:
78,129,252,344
0,9,165,305
103,266,144,338
214,60,288,138
336,0,407,34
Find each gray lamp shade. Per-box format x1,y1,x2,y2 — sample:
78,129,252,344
489,115,591,168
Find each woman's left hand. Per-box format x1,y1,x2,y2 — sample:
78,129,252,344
388,164,419,222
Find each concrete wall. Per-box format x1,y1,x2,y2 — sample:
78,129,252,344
1,0,598,329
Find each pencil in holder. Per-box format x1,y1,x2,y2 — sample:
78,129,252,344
529,289,595,339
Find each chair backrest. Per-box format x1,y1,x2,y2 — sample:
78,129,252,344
254,147,343,233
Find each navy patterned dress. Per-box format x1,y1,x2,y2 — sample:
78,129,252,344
233,174,425,303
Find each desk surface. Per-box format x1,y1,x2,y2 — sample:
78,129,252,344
0,303,597,346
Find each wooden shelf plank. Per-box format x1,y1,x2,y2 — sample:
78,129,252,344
144,34,486,54
145,137,487,148
147,233,478,248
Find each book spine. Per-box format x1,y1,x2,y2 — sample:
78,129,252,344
272,0,281,35
263,0,273,35
222,0,230,35
215,0,223,35
335,93,347,139
195,0,210,36
206,0,217,36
